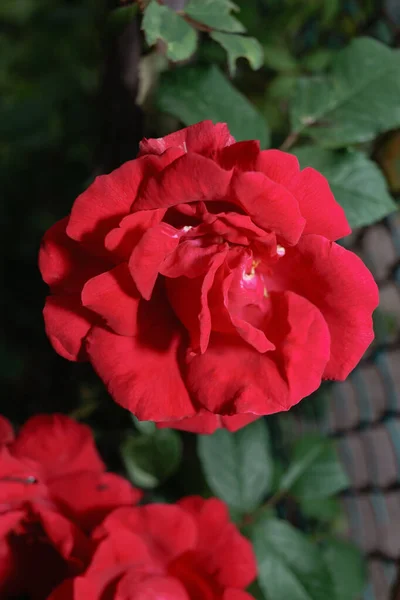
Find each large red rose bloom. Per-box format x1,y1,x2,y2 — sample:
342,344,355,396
48,497,256,600
39,121,378,433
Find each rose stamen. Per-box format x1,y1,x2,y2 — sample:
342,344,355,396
243,259,260,281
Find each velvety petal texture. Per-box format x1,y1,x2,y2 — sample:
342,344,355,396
48,497,257,600
0,414,142,599
39,120,378,433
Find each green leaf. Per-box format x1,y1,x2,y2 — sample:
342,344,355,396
197,419,273,513
131,415,157,435
210,32,263,75
323,538,366,600
157,65,270,147
185,0,245,33
300,497,342,523
253,517,336,600
301,49,335,73
142,0,197,62
293,147,397,229
247,581,266,600
121,429,182,489
263,44,297,72
290,37,400,148
288,435,349,499
279,438,325,494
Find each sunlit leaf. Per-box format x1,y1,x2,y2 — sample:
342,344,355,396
185,0,244,33
142,0,197,62
210,32,263,74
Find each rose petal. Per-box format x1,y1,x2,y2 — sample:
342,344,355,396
67,149,183,246
166,249,228,354
139,120,235,157
228,170,305,245
214,262,275,354
255,149,300,183
47,577,105,600
216,140,260,171
160,241,221,279
186,291,331,415
50,471,142,532
39,218,108,294
287,168,351,240
134,153,233,212
224,591,257,600
35,506,93,569
256,151,351,241
43,295,93,361
11,414,105,478
86,303,195,421
82,264,141,336
157,412,259,434
156,411,220,434
220,414,260,432
128,222,181,300
105,209,166,262
274,235,378,380
118,573,190,600
0,448,45,504
178,497,257,589
0,417,14,445
97,505,197,567
88,529,151,573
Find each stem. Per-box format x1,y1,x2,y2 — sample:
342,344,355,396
239,490,287,529
69,399,99,422
280,131,299,152
264,488,287,508
177,11,213,32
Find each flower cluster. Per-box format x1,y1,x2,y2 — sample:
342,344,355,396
0,413,142,598
49,498,256,600
0,414,257,599
39,120,378,434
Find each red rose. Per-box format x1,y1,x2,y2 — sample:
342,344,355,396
48,496,257,600
0,414,141,598
39,120,378,433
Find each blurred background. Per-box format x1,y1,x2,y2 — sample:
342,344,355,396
2,1,400,598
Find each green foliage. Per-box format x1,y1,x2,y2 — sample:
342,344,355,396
287,435,349,499
323,538,366,600
142,0,197,61
185,0,244,32
294,147,397,228
141,0,263,74
291,37,400,148
263,43,298,72
157,65,270,147
3,3,395,595
198,419,273,513
253,517,336,600
300,497,342,524
279,435,338,495
210,32,263,74
121,427,182,489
